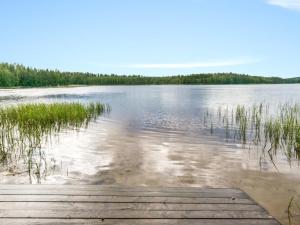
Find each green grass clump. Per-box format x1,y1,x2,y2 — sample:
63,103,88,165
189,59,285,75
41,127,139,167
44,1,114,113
207,102,300,165
0,102,109,182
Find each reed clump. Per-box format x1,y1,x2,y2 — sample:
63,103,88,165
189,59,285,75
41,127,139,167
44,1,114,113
203,102,300,164
203,102,300,225
0,102,109,182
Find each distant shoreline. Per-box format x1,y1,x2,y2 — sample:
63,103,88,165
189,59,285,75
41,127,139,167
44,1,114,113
0,63,299,87
2,83,300,90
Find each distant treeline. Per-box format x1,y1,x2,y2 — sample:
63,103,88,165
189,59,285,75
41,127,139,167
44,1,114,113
0,63,299,87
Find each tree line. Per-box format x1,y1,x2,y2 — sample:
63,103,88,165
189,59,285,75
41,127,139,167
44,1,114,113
0,63,299,87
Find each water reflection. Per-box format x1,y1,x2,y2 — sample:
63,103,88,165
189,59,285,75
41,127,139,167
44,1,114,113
0,85,300,224
0,85,300,183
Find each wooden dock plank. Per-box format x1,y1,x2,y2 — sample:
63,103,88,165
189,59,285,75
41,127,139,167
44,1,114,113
0,190,248,198
0,209,272,219
0,195,254,204
0,202,264,211
0,185,281,225
0,219,281,225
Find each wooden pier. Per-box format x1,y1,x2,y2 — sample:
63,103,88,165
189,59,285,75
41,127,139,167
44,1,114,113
0,185,281,225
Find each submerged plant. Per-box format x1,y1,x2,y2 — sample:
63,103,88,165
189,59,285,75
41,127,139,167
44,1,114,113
0,102,109,183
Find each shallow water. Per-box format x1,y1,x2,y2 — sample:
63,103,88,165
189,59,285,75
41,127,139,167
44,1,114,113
0,84,300,224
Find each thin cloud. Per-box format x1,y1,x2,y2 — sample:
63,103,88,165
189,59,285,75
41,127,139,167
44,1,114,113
266,0,300,11
128,59,257,69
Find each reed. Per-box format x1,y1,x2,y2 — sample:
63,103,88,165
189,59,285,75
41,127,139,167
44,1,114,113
204,102,300,224
205,102,300,164
0,102,109,183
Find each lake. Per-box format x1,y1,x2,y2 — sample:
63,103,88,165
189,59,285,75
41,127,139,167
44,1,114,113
0,84,300,224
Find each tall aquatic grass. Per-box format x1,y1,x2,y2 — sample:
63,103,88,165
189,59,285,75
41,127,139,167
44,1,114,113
0,102,109,183
203,102,300,225
203,102,300,164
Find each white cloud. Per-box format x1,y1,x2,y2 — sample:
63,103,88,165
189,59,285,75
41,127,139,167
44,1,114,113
128,59,256,69
266,0,300,11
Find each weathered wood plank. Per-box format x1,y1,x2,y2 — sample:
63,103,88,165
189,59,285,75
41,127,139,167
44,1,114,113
0,190,247,198
0,195,254,204
0,185,243,193
0,185,281,224
0,218,281,225
0,209,271,219
0,185,244,196
0,202,264,211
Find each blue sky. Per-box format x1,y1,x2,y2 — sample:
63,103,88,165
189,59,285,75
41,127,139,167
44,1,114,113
0,0,299,77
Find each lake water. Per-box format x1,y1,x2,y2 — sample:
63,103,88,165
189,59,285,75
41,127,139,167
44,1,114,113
0,84,300,224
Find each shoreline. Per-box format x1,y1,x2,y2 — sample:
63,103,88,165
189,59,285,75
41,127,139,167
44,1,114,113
1,83,300,90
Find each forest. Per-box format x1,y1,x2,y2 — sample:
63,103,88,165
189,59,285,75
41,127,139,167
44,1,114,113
0,63,299,87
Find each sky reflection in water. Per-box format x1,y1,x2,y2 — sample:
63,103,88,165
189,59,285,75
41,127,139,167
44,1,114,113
0,84,299,184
